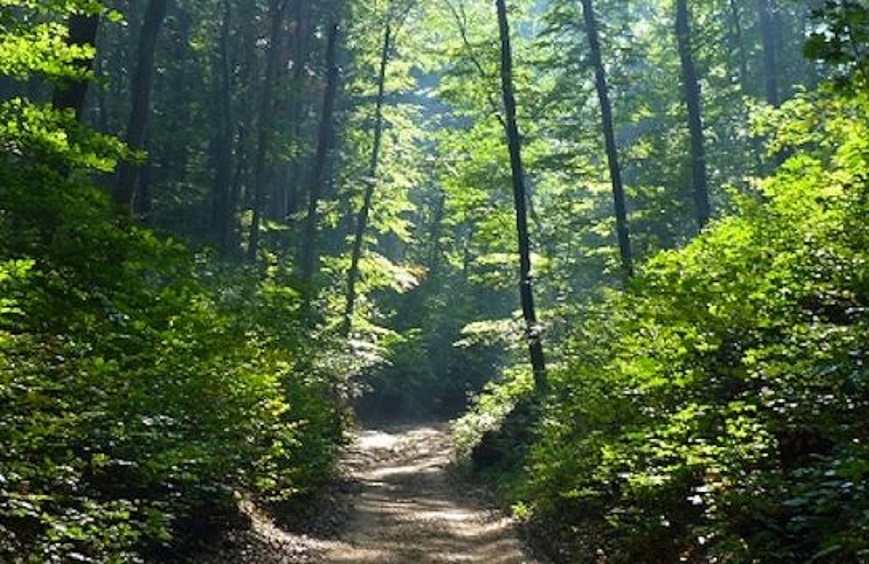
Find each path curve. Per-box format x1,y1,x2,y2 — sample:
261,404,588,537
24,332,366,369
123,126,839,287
318,424,537,563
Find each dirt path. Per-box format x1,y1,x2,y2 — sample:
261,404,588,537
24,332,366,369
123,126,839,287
317,424,537,563
193,424,537,563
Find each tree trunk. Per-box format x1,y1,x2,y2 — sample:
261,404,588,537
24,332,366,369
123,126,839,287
211,0,235,254
229,124,248,254
495,0,547,392
728,0,764,171
675,0,710,231
52,14,100,121
427,191,447,282
579,0,633,280
299,22,340,308
728,0,751,95
114,0,169,212
229,15,259,255
247,0,289,261
284,0,311,222
758,0,779,106
342,21,392,335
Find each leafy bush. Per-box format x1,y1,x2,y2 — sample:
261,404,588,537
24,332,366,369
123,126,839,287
515,92,869,562
0,168,345,561
0,7,345,558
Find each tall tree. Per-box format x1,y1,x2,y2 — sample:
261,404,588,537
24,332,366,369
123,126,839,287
496,0,547,392
675,0,710,230
728,0,751,94
247,0,289,260
342,12,394,335
299,22,341,307
52,13,100,120
278,0,312,222
211,0,236,254
758,0,780,106
579,0,633,280
115,0,169,213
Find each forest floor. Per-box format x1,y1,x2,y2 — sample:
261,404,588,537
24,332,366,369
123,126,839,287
195,423,538,563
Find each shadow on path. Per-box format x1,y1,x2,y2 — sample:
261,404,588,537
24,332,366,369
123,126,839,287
318,424,536,563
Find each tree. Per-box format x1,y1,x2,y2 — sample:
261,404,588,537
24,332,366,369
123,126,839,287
675,0,710,230
342,18,391,334
299,22,341,307
114,0,169,213
496,0,547,392
247,0,289,261
342,2,417,334
804,0,869,89
210,0,236,255
52,13,100,120
578,0,633,280
758,0,780,106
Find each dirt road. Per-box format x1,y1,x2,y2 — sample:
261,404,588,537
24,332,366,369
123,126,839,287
317,424,536,563
194,424,537,563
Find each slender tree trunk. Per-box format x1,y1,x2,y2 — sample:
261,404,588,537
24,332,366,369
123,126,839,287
138,139,153,216
229,17,258,255
299,23,340,307
247,0,289,260
579,0,633,280
427,191,446,282
728,0,751,95
495,0,547,392
758,0,790,168
229,124,248,254
675,0,710,231
758,0,779,106
285,0,311,221
52,14,100,121
212,0,235,254
94,52,110,132
152,7,192,217
728,0,764,171
115,0,169,212
342,21,392,335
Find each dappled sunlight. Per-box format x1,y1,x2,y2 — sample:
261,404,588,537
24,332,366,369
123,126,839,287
318,425,535,563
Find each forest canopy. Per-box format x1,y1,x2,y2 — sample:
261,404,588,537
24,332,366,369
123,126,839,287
1,0,868,562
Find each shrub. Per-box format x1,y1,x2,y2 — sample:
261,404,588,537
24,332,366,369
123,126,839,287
519,93,869,562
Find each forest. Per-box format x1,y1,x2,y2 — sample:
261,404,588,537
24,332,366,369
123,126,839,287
1,0,868,562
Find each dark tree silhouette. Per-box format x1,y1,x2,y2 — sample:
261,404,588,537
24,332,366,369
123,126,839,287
115,0,169,213
579,0,633,280
675,0,710,230
52,13,100,120
300,22,341,309
496,0,547,392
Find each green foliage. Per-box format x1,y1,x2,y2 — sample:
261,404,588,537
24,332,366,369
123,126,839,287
0,169,344,561
805,0,869,90
0,4,345,561
452,364,534,461
0,0,108,84
510,92,869,562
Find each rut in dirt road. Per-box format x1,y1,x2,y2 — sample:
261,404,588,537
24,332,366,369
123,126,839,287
320,424,537,564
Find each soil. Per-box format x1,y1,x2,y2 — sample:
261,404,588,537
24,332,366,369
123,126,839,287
193,423,538,563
